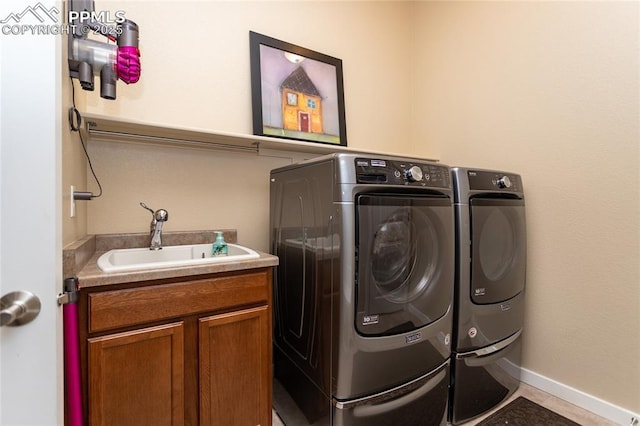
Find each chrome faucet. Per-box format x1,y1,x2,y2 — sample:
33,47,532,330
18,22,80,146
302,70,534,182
140,202,169,250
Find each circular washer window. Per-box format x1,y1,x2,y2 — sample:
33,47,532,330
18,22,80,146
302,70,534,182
371,208,438,303
479,209,516,281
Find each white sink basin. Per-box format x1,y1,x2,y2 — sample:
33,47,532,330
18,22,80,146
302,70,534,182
97,243,260,273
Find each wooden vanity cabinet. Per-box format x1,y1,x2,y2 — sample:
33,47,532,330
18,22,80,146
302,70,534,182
78,268,273,426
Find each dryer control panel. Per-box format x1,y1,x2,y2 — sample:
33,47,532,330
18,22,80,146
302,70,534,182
354,157,450,188
467,170,523,192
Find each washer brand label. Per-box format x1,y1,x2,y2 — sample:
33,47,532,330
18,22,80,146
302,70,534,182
501,302,512,311
370,160,386,167
406,332,422,344
474,288,486,296
356,160,369,167
362,314,379,325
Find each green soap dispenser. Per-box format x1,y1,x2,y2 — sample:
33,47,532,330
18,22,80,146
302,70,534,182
212,231,228,256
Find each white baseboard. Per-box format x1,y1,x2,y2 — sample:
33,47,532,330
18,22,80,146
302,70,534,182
520,367,639,426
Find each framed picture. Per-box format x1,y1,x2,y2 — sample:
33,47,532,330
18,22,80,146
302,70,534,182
250,31,347,146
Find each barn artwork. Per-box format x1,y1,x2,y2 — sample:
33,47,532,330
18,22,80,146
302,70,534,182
250,31,347,146
281,67,323,135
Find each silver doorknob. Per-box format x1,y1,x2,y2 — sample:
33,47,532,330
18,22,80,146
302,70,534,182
0,291,41,327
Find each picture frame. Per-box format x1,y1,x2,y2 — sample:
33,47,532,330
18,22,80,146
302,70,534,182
250,31,347,147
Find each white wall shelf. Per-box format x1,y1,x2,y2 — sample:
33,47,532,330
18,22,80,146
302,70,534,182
82,113,438,161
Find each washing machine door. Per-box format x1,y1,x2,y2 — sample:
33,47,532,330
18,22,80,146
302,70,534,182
355,193,454,336
470,197,526,304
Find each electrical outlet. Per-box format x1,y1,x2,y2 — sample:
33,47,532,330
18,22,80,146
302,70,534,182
70,185,76,218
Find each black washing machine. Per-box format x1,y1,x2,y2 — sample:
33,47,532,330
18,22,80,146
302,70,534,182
270,153,455,425
449,168,527,425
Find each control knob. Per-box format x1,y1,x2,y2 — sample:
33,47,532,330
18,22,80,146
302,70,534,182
497,176,512,188
405,166,423,182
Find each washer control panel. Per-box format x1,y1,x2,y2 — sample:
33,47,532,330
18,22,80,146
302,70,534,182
355,157,450,188
467,170,522,192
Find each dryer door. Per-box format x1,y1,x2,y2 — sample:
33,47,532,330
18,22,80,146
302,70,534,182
355,194,454,336
469,198,526,304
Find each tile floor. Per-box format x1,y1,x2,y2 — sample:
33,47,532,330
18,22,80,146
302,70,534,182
459,382,618,426
272,382,618,426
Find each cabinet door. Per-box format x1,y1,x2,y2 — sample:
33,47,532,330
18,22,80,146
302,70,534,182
199,306,271,426
88,322,185,426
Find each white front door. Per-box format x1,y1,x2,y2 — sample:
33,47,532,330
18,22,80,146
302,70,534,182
0,0,62,424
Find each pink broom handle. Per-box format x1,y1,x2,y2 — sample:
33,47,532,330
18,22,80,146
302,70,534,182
62,277,83,426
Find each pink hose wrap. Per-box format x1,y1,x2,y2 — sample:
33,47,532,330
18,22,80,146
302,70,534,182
64,300,84,426
116,46,141,84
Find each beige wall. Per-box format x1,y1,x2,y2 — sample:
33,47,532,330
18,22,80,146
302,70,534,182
85,0,415,150
62,29,88,246
414,0,639,413
65,0,639,415
77,1,417,250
